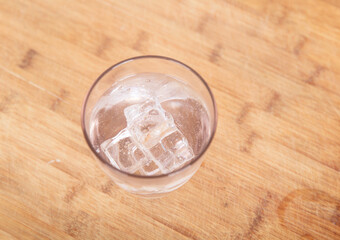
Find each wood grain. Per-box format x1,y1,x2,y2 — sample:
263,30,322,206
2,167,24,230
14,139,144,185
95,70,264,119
0,0,339,239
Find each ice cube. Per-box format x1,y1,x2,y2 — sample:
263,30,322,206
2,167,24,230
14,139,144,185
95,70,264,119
141,159,160,176
162,130,186,152
162,130,194,168
124,99,177,148
119,98,194,175
100,129,141,173
132,148,160,175
148,143,176,173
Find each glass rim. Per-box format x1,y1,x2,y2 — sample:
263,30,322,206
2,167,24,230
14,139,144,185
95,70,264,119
81,55,218,179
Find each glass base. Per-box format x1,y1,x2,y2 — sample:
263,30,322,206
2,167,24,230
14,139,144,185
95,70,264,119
113,173,194,197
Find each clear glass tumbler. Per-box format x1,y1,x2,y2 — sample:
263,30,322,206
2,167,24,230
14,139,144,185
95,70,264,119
81,56,217,197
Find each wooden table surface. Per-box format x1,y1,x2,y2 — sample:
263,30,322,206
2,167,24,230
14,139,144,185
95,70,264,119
1,0,340,239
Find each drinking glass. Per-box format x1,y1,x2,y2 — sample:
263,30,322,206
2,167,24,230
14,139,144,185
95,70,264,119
81,56,217,197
